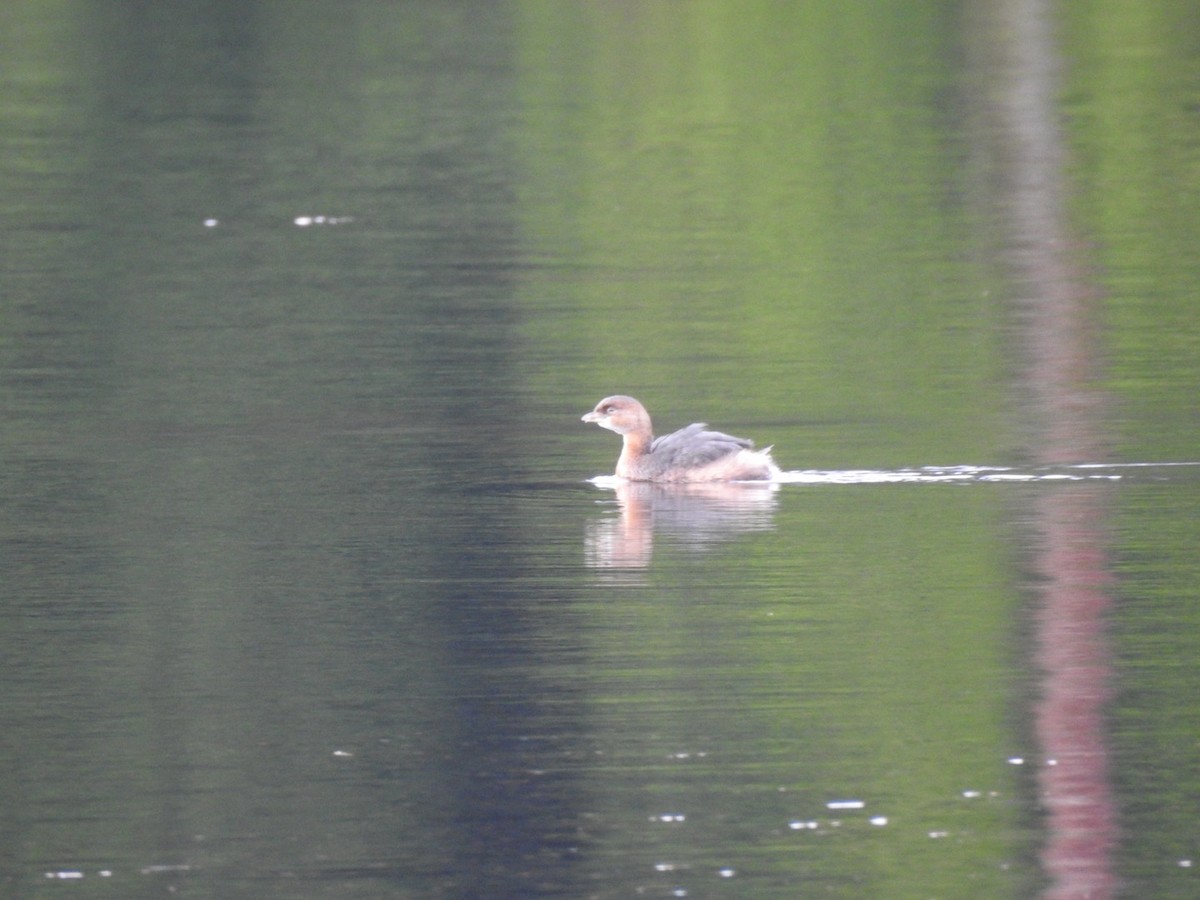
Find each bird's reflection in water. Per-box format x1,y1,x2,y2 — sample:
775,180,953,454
583,478,780,572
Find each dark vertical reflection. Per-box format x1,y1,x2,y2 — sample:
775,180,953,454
984,1,1117,897
362,9,589,893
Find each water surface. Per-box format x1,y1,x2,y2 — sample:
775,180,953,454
3,2,1199,898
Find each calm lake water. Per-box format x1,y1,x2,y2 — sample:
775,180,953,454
3,3,1199,899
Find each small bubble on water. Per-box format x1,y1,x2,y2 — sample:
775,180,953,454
140,864,192,875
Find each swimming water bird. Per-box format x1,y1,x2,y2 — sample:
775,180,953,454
582,395,780,482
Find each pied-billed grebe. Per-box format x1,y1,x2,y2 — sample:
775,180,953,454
582,395,780,482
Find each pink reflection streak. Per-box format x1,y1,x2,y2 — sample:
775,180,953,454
1032,489,1116,899
998,0,1118,896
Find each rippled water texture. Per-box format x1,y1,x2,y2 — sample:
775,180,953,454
3,2,1199,898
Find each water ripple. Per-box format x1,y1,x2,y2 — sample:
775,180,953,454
773,462,1200,485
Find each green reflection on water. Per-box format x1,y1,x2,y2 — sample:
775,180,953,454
516,2,1008,469
574,483,1029,895
1061,2,1200,460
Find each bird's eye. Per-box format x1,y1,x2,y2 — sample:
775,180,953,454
604,406,615,414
